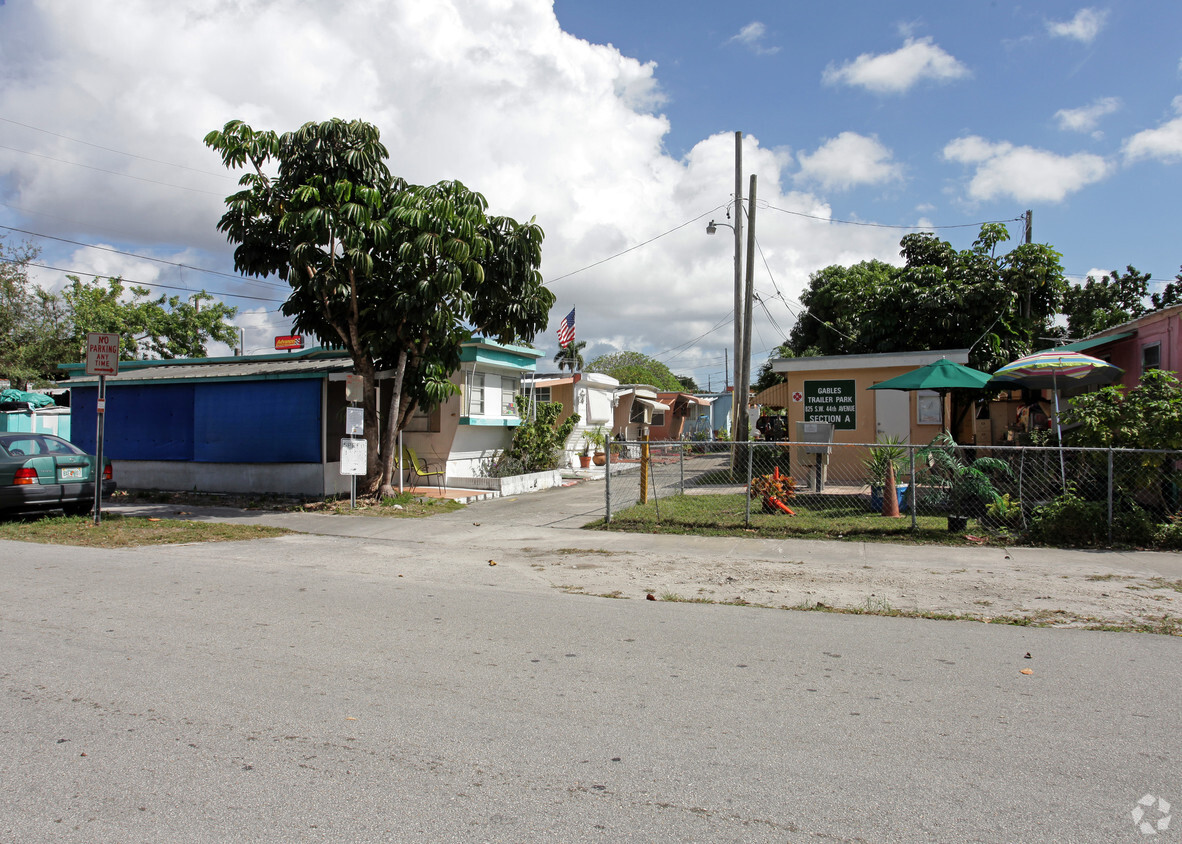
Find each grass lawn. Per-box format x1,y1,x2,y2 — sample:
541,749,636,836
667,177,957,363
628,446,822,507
594,492,1002,545
0,512,292,548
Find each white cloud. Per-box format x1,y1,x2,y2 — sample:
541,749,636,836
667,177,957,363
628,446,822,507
795,132,903,191
943,136,1110,202
1046,8,1109,44
1123,96,1182,163
0,0,907,376
1055,96,1121,135
726,21,780,56
822,36,970,95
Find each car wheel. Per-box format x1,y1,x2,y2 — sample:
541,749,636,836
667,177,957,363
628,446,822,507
63,502,93,517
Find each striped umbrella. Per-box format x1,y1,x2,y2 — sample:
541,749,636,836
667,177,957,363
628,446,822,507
991,350,1124,487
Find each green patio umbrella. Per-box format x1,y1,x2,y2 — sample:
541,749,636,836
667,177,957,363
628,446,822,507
868,358,993,431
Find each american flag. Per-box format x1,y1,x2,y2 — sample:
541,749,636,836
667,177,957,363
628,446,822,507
556,307,576,348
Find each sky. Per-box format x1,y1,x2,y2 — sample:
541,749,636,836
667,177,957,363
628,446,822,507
1,1,1180,390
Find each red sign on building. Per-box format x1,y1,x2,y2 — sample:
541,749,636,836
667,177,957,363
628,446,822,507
274,335,304,351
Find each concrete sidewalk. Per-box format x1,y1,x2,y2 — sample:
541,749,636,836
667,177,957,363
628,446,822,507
105,476,1182,583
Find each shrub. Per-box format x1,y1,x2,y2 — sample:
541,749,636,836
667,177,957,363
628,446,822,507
1027,490,1106,546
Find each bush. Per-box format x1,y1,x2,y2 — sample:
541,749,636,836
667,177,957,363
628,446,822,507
1027,490,1106,546
1155,517,1182,550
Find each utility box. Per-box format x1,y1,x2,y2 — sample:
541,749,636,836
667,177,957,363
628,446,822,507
796,421,835,491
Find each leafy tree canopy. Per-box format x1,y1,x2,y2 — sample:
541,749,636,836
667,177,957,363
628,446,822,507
0,236,237,386
1063,368,1182,451
586,350,682,391
786,225,1067,372
205,118,553,495
1061,265,1182,341
554,339,586,373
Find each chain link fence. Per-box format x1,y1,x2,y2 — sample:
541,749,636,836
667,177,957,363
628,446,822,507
603,439,1182,547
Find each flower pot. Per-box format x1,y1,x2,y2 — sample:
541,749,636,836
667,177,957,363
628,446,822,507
947,514,969,532
592,452,606,466
870,485,909,512
579,455,592,469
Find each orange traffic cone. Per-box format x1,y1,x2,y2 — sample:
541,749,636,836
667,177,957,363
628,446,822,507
882,460,901,518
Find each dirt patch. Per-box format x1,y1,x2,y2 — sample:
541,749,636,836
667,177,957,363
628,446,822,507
535,548,1182,633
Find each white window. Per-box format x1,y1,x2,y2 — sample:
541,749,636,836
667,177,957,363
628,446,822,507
533,386,551,404
501,377,519,416
467,372,485,415
629,401,646,424
652,411,666,427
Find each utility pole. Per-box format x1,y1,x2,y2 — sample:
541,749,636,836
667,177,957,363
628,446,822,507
737,173,757,445
1024,209,1033,347
731,131,743,440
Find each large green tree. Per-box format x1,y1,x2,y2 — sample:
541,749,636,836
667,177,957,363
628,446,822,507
586,350,682,390
0,236,236,385
0,238,72,385
786,225,1067,372
61,276,238,361
205,118,553,496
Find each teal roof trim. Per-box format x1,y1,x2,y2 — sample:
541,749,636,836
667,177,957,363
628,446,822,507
1039,331,1134,354
459,340,542,371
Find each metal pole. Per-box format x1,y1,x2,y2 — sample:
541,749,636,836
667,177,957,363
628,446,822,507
679,440,685,495
1107,447,1114,546
93,374,106,525
745,440,753,526
909,445,917,530
731,131,743,438
737,173,757,445
604,435,612,523
640,431,650,505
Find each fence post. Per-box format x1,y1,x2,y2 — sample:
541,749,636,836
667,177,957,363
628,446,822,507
745,440,753,527
1107,447,1114,546
909,444,917,530
640,432,650,504
604,436,612,524
680,441,685,495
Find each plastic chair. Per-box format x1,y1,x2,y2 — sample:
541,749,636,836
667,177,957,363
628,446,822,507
400,446,445,491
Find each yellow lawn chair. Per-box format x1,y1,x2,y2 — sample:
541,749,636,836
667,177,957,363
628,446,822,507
400,446,445,492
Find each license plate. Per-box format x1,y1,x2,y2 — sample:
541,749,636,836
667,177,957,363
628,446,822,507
59,466,84,481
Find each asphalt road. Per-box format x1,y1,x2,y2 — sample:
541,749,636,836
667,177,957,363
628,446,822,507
2,521,1181,843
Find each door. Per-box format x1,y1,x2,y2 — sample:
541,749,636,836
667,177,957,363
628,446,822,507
874,388,910,442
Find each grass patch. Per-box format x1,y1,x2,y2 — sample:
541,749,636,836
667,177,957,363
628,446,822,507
594,492,986,545
298,493,463,517
0,512,291,548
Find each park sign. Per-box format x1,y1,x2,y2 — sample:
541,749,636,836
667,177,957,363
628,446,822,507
802,379,856,430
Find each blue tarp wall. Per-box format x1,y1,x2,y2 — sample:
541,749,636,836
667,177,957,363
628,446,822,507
71,379,322,463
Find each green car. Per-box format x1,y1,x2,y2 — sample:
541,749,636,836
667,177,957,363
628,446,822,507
0,433,116,517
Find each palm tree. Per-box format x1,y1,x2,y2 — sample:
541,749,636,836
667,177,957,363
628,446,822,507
554,340,586,373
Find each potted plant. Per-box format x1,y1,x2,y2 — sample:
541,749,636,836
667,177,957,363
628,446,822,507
919,432,1012,531
578,432,594,468
863,435,907,511
586,426,608,466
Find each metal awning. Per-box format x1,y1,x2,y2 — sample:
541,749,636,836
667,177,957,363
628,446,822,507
636,397,671,412
1040,331,1134,354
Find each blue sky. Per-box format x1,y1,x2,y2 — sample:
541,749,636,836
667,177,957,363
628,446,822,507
1,1,1180,389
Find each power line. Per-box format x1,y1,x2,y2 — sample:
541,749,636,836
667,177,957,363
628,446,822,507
3,258,287,305
0,143,227,196
0,116,235,181
546,205,728,284
761,203,1025,231
0,223,288,291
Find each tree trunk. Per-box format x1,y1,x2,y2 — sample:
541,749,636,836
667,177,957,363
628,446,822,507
378,350,410,498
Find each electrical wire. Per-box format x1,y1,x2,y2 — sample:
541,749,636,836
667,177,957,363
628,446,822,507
545,205,728,284
0,143,227,196
3,258,287,305
0,116,236,181
0,224,288,291
761,202,1025,230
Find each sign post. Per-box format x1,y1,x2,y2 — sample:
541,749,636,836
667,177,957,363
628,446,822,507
85,333,120,525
